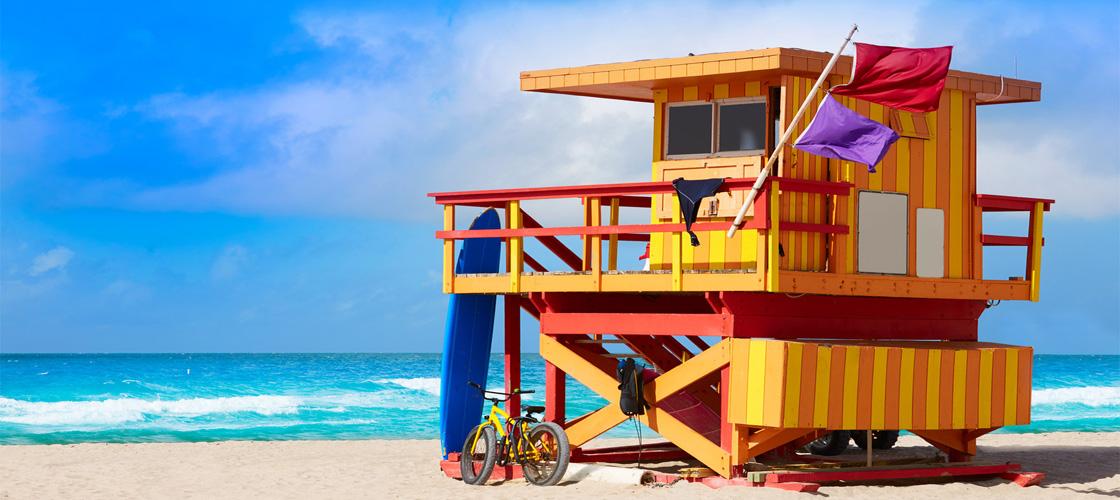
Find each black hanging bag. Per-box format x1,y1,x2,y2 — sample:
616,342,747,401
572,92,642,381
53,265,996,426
617,358,649,416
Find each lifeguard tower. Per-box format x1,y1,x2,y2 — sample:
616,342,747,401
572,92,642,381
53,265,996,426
432,45,1051,487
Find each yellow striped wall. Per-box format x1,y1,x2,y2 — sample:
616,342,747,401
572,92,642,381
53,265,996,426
728,339,1032,430
649,77,979,280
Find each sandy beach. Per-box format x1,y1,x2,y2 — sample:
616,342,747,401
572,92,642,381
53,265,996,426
1,432,1117,499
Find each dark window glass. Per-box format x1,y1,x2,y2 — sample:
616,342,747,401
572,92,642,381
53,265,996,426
718,102,766,153
666,104,712,156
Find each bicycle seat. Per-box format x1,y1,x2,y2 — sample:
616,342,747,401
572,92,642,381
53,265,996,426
524,405,545,415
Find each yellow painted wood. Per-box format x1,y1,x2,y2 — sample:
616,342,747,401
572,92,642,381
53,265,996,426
869,104,884,191
813,345,831,428
1029,201,1044,302
652,89,666,162
608,198,619,271
978,349,993,428
652,339,730,402
442,205,455,294
682,222,695,270
899,348,915,429
783,342,803,427
671,193,683,291
746,340,767,424
846,183,855,273
764,341,786,426
640,407,731,477
565,404,628,447
952,349,967,428
766,181,780,291
924,109,937,208
1005,348,1019,424
709,230,725,270
871,347,887,429
538,335,618,398
745,81,761,96
508,200,522,293
714,83,729,99
741,228,758,271
949,90,964,278
728,339,750,424
926,350,941,430
897,139,910,194
683,86,699,101
842,346,860,429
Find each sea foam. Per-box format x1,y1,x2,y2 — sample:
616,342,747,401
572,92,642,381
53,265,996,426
1032,386,1120,407
0,395,301,426
376,377,441,396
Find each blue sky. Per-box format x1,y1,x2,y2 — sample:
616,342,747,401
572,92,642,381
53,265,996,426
1,0,1117,353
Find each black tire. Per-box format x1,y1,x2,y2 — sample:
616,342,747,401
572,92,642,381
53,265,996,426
460,424,497,485
851,430,900,450
521,422,570,486
806,431,850,456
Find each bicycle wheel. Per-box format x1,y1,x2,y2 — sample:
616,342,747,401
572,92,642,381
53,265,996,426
460,424,497,485
521,422,570,486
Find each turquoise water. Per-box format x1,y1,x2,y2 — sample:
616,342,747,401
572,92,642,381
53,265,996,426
1,354,1117,445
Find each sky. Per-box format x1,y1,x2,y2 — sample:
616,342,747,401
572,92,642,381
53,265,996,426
1,0,1118,354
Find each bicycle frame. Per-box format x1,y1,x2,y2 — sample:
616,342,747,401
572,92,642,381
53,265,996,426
468,400,544,466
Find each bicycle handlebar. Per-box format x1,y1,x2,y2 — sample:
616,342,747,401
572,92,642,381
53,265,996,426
467,381,535,397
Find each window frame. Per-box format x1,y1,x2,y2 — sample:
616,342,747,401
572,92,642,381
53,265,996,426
712,95,768,158
664,101,716,160
663,95,769,160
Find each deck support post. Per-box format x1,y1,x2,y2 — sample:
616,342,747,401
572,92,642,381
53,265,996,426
545,360,566,425
504,295,521,417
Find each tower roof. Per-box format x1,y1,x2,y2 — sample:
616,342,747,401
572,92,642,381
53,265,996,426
520,47,1040,105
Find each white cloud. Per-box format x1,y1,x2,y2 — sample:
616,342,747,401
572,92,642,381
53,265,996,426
126,1,918,220
211,244,249,280
118,1,1116,220
28,246,75,276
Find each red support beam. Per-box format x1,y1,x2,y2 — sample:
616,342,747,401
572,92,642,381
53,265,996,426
981,234,1045,247
545,361,565,425
975,194,1054,212
504,296,521,417
522,252,547,272
540,313,730,336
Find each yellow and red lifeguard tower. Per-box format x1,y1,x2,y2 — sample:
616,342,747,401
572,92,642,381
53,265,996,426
432,44,1051,487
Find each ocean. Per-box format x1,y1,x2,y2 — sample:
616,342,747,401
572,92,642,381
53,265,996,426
1,354,1117,445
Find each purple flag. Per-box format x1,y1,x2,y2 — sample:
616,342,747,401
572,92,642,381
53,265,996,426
794,94,899,172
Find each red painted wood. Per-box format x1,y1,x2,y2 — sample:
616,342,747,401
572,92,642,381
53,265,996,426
571,448,691,463
440,460,523,480
981,234,1045,247
504,296,521,417
720,292,984,341
520,211,583,271
781,222,849,234
975,194,1054,212
429,177,851,204
545,361,565,424
763,482,821,492
764,463,1020,484
1001,471,1046,487
522,252,547,272
540,312,728,336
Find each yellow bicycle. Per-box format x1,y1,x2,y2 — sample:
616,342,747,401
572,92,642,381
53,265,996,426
460,381,570,486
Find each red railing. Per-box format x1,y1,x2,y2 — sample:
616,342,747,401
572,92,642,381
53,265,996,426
430,177,853,293
975,193,1054,302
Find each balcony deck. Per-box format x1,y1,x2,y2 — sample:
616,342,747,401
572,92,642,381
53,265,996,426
431,179,1048,302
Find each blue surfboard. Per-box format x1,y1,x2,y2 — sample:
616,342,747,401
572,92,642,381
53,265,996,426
439,208,502,458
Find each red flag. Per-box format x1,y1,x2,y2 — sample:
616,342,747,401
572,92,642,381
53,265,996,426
831,43,952,112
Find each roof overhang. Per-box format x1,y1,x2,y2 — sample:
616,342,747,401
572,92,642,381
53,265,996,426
520,47,1040,105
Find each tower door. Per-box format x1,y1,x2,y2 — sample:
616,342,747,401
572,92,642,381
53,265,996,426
857,191,908,275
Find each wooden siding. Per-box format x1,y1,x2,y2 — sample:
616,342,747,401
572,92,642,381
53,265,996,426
727,339,1033,430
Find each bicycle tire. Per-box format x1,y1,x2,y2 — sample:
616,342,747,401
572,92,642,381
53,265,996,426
460,424,497,485
521,422,570,486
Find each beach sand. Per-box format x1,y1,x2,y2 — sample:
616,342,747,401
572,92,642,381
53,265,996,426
2,432,1118,499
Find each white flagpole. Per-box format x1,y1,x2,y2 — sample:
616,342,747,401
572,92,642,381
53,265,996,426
727,24,859,238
